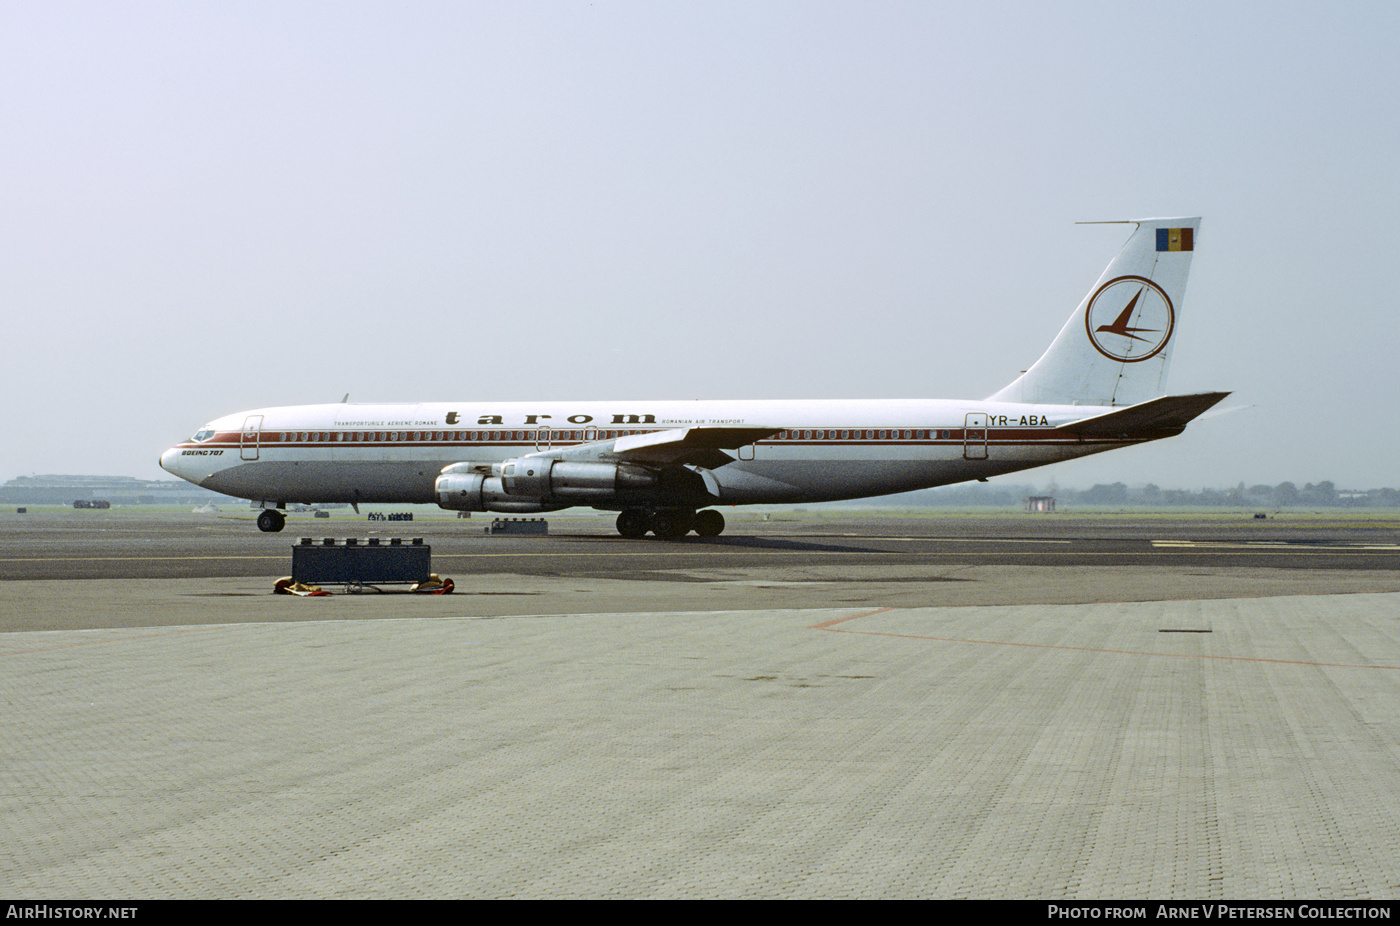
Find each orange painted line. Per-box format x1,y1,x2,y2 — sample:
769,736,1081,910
808,607,892,630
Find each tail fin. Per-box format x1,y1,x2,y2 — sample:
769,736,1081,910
989,217,1200,407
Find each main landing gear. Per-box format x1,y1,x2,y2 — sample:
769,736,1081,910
616,508,725,539
257,509,286,533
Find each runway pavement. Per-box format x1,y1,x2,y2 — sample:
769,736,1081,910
2,507,1399,898
4,506,1400,585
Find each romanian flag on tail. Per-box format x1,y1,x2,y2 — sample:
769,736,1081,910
1156,227,1194,252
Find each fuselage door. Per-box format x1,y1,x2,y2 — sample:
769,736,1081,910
240,415,264,461
536,429,553,452
963,413,988,460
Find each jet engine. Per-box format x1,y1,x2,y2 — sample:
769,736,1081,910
434,472,558,512
434,458,658,512
497,459,657,497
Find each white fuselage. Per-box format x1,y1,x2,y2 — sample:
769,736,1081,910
160,397,1144,508
158,218,1216,533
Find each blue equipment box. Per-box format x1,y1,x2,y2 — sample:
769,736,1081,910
291,538,431,585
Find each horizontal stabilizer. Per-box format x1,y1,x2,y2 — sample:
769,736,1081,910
1062,392,1230,437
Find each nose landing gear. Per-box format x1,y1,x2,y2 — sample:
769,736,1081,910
257,509,286,533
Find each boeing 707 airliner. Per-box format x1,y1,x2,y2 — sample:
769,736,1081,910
161,217,1226,537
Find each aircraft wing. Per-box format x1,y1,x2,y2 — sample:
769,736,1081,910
543,426,780,468
1062,392,1231,437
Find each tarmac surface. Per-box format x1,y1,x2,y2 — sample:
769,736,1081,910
2,507,1399,898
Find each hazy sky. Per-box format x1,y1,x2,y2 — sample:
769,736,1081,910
4,1,1397,490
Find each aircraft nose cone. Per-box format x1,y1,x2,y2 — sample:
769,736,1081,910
160,447,181,475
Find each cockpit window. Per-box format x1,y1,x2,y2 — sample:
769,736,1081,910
191,428,216,442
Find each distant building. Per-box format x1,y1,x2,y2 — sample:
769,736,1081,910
1026,496,1056,512
0,475,241,506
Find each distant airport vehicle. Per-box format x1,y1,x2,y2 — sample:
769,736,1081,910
161,217,1226,537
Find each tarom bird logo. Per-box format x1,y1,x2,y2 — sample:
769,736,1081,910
1095,289,1157,343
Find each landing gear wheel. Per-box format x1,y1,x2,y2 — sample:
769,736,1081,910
648,509,693,540
616,509,648,539
693,509,725,537
257,509,286,533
